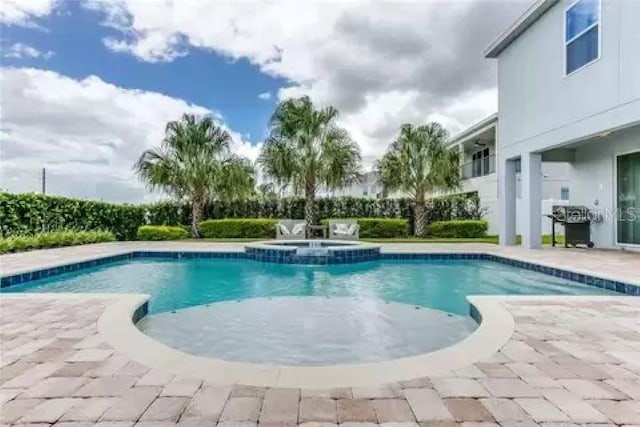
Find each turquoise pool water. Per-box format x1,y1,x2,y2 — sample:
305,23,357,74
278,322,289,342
3,258,616,316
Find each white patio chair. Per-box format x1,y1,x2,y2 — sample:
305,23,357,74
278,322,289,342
275,219,306,240
328,219,359,240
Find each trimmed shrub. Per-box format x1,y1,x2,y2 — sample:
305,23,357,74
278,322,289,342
0,230,115,254
136,225,189,241
146,202,187,226
198,218,277,238
426,219,489,238
322,218,409,238
358,218,409,238
0,192,482,239
0,193,145,240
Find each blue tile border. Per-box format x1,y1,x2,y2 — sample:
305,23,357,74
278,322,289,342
244,246,380,265
1,250,638,296
131,300,148,324
0,253,135,288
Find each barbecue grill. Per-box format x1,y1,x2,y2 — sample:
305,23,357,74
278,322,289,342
546,205,595,248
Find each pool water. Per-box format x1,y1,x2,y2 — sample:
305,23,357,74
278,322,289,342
3,258,616,315
137,296,478,365
4,258,618,365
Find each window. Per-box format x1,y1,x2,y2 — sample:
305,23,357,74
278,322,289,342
472,148,490,177
560,187,570,201
616,151,640,245
565,0,600,75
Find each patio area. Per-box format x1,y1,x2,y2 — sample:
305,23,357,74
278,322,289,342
1,242,639,426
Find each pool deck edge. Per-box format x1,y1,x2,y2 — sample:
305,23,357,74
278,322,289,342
91,292,518,388
93,293,634,388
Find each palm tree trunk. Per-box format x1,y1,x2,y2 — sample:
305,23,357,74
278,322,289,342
304,184,316,238
414,196,427,237
190,199,203,238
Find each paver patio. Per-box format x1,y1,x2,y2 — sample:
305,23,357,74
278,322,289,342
1,242,639,426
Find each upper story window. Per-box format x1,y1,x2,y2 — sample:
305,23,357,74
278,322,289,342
471,148,492,178
565,0,600,75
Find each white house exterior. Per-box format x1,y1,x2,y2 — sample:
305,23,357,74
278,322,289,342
448,114,572,235
486,0,640,249
327,171,383,199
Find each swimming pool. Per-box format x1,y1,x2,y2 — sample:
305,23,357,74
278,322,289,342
2,257,617,314
2,257,620,365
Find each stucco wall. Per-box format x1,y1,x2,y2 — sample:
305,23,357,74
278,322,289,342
461,162,570,235
571,126,640,249
497,0,640,157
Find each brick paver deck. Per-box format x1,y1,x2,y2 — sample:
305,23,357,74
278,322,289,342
1,243,639,426
1,295,639,426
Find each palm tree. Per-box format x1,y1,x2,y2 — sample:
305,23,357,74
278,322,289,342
256,182,278,200
258,96,361,231
135,114,255,237
377,123,460,236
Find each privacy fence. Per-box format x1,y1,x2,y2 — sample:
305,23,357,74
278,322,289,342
0,192,482,240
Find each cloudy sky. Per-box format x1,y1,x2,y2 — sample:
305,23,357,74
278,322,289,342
0,0,529,202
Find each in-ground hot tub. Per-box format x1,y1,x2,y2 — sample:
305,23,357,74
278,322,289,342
245,239,381,264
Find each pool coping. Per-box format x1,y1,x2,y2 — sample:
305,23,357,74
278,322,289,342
0,292,510,387
101,294,518,388
1,245,637,388
2,293,632,388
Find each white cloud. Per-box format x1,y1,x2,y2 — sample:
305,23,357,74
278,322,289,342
3,42,54,59
86,0,530,166
103,33,188,63
0,0,57,26
258,91,272,101
0,67,260,202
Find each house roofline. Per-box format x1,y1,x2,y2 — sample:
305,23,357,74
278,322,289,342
448,113,498,146
484,0,560,58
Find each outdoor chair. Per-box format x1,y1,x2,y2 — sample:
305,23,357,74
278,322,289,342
275,219,306,240
328,219,359,240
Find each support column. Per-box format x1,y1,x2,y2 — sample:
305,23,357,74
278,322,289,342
499,156,517,246
522,152,542,249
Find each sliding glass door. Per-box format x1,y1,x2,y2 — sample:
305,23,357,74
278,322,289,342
617,151,640,245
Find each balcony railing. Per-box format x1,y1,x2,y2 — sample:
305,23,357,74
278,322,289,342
461,154,496,180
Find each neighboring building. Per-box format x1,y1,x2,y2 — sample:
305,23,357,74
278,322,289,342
331,171,383,199
447,114,571,235
486,0,640,248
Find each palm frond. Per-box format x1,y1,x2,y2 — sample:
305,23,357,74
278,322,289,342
134,114,254,204
260,96,361,196
377,122,459,199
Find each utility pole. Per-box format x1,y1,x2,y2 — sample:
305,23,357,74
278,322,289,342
41,168,46,195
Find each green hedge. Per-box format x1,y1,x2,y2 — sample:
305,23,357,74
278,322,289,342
0,230,115,254
1,192,482,239
358,218,409,238
136,225,189,241
426,220,488,238
322,218,409,238
199,194,482,235
0,193,145,240
198,219,277,238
